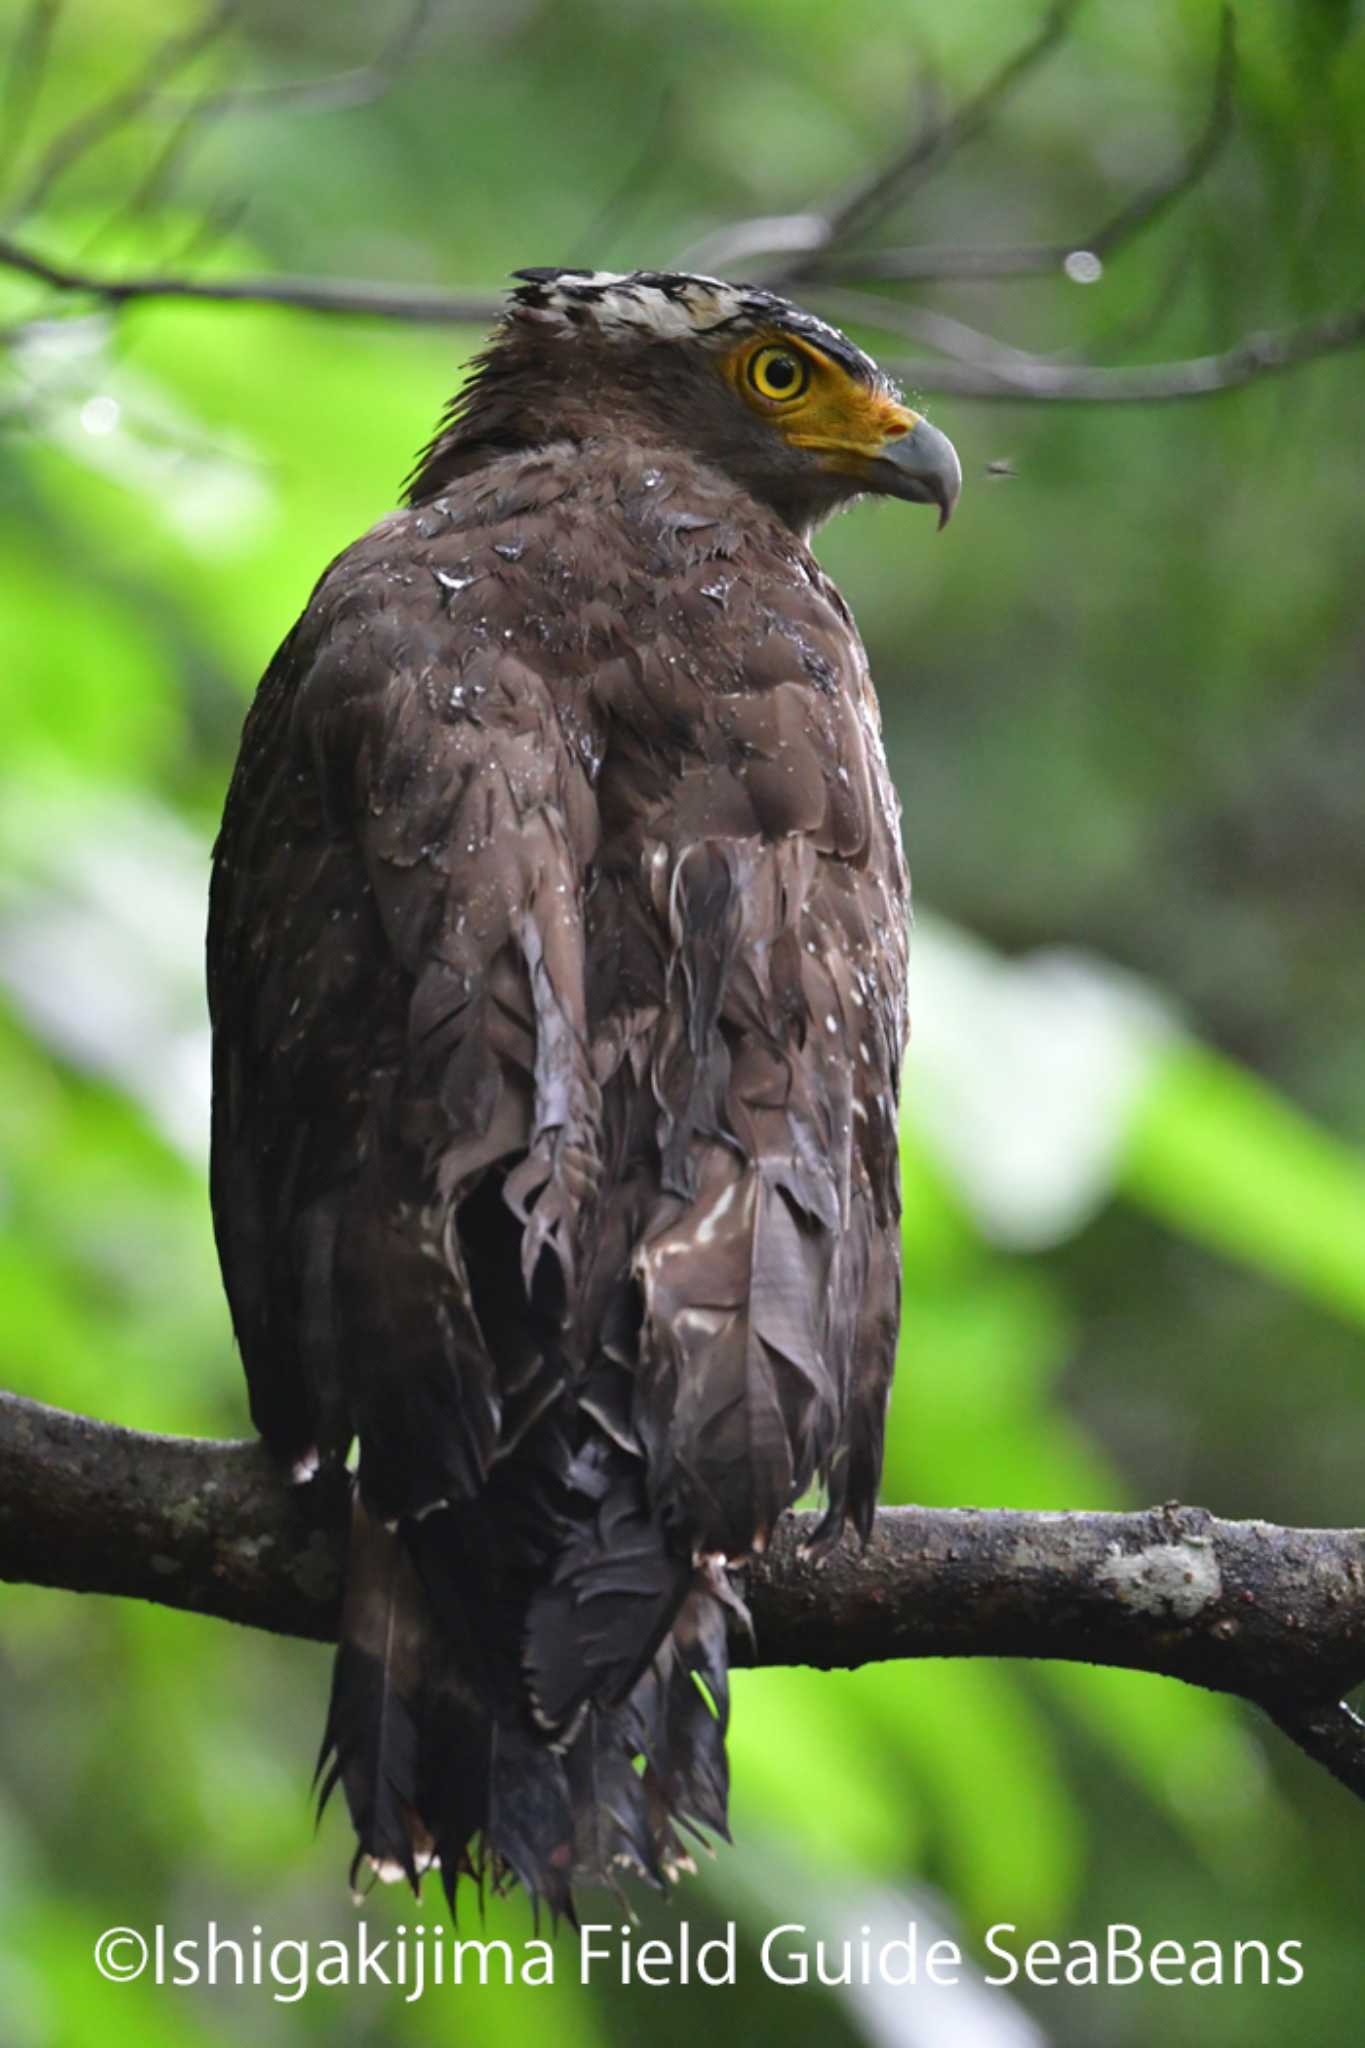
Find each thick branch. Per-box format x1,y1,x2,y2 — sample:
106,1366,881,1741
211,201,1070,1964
1265,1700,1365,1803
5,1391,1365,1774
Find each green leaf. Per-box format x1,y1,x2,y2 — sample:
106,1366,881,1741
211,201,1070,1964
1124,1043,1365,1329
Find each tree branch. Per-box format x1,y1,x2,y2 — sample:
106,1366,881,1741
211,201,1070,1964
0,0,62,190
783,0,1086,271
882,300,1365,402
0,232,502,323
1,0,239,228
825,6,1237,288
675,1,1085,282
1,6,1358,409
2,229,1361,406
4,1390,1365,1798
148,0,438,123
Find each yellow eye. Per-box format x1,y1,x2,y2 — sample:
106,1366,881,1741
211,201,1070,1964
746,343,811,403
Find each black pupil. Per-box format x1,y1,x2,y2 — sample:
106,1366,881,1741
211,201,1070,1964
763,354,798,391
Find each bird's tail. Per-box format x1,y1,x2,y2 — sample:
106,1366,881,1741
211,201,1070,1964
318,1460,736,1916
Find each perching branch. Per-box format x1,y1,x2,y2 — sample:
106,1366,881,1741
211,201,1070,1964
4,1390,1365,1801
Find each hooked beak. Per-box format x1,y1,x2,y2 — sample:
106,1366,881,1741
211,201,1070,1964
871,415,962,529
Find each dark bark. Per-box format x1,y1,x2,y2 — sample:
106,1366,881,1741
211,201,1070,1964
5,1391,1365,1776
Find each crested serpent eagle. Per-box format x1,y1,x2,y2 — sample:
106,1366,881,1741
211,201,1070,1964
208,267,961,1912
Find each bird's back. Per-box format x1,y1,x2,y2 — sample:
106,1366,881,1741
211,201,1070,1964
208,285,930,1909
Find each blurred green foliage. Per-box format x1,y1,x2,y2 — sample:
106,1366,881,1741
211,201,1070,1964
2,2,1364,2044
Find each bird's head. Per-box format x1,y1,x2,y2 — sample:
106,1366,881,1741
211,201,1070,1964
408,267,960,538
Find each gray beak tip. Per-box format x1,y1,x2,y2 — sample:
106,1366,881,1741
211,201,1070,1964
882,415,962,528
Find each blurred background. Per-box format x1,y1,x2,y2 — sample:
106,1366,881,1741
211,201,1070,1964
2,0,1364,2042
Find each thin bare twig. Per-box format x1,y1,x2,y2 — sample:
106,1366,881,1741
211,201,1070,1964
677,212,828,277
1043,243,1195,363
689,7,1235,294
855,14,1236,288
1082,8,1236,258
566,79,680,267
3,0,237,229
843,4,1236,288
149,0,436,123
0,231,502,324
1,5,1358,410
77,94,230,260
12,1,436,262
834,245,1196,376
846,8,1235,287
808,283,1046,376
790,0,1085,273
163,190,249,274
3,232,1362,408
0,0,61,189
884,300,1365,402
683,3,1082,281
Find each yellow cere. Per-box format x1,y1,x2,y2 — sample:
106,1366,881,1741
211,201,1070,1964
721,330,920,474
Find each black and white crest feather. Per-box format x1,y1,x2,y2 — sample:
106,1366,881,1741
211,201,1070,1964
509,265,886,382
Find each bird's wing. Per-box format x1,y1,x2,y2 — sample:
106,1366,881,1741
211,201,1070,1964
207,509,603,1513
581,521,909,1559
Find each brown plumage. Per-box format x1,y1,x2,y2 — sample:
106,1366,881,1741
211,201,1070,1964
207,267,960,1913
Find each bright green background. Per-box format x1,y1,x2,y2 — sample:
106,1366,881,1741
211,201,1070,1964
2,1,1364,2042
